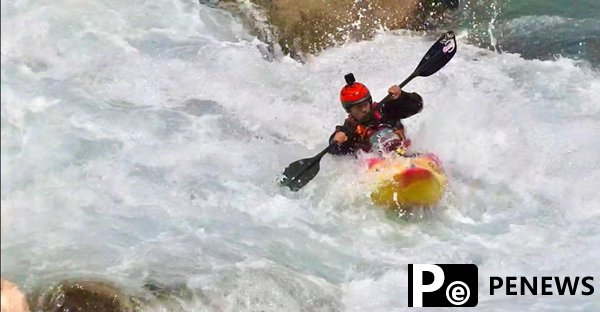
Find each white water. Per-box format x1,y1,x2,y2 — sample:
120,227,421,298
2,1,599,311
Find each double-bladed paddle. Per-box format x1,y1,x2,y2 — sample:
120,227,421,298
280,31,457,192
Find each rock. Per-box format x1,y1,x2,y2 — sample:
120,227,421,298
29,280,140,312
211,0,458,61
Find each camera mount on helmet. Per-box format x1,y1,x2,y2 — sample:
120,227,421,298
344,73,355,85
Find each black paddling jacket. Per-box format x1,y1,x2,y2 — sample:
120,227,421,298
328,91,423,155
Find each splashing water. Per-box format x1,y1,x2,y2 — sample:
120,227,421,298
2,1,599,311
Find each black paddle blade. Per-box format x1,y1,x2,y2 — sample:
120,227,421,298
279,157,322,192
414,31,457,77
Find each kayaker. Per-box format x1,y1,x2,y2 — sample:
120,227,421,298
329,73,423,155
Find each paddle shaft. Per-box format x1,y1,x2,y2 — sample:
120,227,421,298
378,73,417,106
372,44,448,105
291,144,332,180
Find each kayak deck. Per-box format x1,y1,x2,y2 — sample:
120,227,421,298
366,153,447,208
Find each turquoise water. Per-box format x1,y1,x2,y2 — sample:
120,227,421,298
503,0,600,19
452,0,600,66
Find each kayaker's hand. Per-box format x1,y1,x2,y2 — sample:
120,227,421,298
388,85,402,99
333,131,348,145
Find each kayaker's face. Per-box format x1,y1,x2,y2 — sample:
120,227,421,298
349,100,371,121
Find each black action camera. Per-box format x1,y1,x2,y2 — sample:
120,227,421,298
344,73,355,85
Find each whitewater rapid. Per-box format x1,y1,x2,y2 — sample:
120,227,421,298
2,1,599,311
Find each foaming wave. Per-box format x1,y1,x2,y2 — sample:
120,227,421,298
2,1,599,311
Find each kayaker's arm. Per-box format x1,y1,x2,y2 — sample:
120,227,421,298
328,125,355,155
381,91,423,120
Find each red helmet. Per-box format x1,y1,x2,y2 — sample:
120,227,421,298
340,73,371,112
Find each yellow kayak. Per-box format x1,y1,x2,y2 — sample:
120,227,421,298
365,153,448,209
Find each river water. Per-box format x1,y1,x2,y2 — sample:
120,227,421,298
2,0,599,310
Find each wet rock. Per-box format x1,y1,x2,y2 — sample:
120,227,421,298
210,0,459,61
29,280,140,312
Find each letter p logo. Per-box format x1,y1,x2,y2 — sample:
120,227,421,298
408,264,478,307
410,264,445,307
